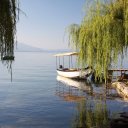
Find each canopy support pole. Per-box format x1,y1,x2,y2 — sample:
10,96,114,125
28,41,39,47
69,56,70,68
59,57,60,67
56,56,57,69
63,56,64,68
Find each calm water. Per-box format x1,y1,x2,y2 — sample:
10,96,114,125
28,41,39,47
0,52,128,128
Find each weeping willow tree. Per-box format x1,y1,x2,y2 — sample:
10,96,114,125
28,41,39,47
68,0,128,82
0,0,19,59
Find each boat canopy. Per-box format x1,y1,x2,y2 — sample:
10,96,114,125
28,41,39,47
54,52,78,57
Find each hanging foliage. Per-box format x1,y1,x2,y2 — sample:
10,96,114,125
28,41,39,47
68,0,128,82
0,0,19,59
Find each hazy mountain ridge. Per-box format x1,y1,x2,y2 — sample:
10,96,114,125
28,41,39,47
14,43,69,53
15,43,42,52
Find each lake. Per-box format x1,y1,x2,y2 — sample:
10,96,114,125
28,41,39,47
0,52,128,128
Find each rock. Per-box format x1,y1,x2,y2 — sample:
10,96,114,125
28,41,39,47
112,82,128,99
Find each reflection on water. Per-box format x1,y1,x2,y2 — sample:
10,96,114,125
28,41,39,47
56,75,121,100
72,100,110,128
56,75,128,128
56,76,93,102
57,76,92,91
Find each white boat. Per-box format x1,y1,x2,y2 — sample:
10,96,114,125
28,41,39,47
54,52,92,79
57,68,92,79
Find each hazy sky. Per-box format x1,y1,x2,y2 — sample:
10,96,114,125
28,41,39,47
17,0,85,50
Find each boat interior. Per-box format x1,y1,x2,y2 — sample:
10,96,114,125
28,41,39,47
57,65,91,72
57,68,78,72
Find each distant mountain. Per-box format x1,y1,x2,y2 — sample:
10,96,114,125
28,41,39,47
14,43,70,53
15,43,42,52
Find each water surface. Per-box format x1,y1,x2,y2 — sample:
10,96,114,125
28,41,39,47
0,52,127,128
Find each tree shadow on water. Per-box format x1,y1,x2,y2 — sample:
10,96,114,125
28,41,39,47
72,99,110,128
2,60,13,82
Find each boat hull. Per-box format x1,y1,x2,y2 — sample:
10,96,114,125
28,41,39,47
57,69,92,79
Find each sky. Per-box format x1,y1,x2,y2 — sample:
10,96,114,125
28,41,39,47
17,0,85,50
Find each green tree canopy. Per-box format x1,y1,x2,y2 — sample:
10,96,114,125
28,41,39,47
0,0,19,59
68,0,128,82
